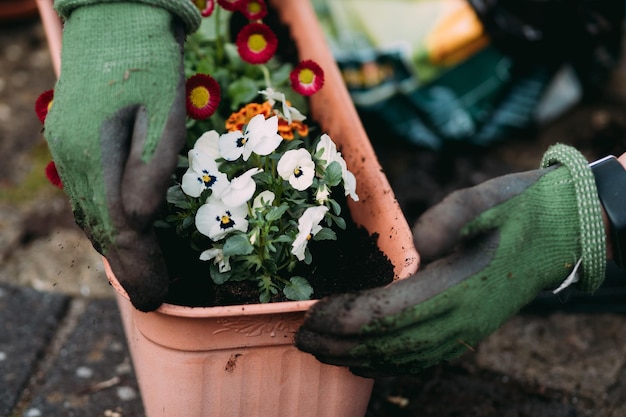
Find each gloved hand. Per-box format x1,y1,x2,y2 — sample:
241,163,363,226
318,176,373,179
296,144,607,376
45,1,200,311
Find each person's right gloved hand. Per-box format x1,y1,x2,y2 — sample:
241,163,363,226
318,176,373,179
45,1,201,311
296,144,608,376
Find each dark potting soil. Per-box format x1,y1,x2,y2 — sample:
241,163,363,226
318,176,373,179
159,201,395,307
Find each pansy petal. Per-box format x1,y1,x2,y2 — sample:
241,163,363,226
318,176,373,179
221,168,262,207
193,130,221,161
291,206,328,260
219,131,245,161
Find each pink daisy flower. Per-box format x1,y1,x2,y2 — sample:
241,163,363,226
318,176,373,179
185,74,221,120
290,60,324,96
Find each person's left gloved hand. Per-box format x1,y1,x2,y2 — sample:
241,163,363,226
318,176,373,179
296,144,607,377
45,1,200,311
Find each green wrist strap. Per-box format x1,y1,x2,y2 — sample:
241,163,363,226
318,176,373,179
54,0,202,33
540,143,606,292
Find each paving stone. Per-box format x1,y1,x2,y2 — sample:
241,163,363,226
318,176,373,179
23,298,145,417
0,283,69,417
475,313,626,400
0,227,113,298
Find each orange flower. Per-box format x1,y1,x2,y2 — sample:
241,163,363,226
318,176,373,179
236,22,277,64
186,74,221,120
225,102,272,132
276,115,308,140
35,89,54,124
239,0,267,20
193,0,215,17
290,60,324,96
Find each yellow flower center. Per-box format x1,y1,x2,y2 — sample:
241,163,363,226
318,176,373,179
190,86,210,108
298,68,315,85
247,1,262,13
221,215,231,225
248,34,267,53
47,99,54,111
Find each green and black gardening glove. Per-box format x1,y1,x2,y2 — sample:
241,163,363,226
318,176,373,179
296,144,607,376
45,0,201,311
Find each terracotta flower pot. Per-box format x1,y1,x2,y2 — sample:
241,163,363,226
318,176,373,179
38,0,420,416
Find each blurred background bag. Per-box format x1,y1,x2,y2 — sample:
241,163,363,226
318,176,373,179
312,0,625,149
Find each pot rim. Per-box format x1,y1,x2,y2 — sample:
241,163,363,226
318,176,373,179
103,258,316,318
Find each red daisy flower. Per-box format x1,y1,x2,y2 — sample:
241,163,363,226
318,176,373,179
239,0,267,20
185,74,221,120
193,0,216,17
290,60,324,96
236,22,278,65
35,89,54,124
45,161,63,189
217,0,244,11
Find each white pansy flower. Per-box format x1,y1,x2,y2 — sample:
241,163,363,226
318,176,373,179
315,134,359,201
193,130,222,162
220,168,262,207
196,198,248,241
259,88,306,124
277,148,315,191
291,206,328,261
199,247,231,272
253,190,275,211
181,150,229,198
219,114,283,161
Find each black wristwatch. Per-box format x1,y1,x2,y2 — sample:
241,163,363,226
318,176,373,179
589,155,626,268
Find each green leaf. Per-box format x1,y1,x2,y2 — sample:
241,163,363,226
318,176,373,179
283,277,314,301
265,204,289,222
166,185,189,208
222,234,254,256
259,290,271,304
313,227,336,241
227,77,260,109
182,215,194,229
332,215,347,230
324,161,343,186
209,265,231,285
328,198,342,216
153,220,171,229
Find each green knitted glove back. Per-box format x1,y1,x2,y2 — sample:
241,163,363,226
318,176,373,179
296,144,607,376
45,1,200,311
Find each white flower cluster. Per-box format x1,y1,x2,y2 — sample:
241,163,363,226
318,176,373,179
178,110,358,279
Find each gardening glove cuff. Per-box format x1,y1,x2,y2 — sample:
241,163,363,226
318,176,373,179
540,144,606,293
54,0,202,33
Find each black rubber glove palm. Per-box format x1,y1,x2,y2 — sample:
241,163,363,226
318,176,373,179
45,2,200,311
296,145,606,376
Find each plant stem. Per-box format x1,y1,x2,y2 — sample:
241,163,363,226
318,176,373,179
260,64,272,89
215,6,224,66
